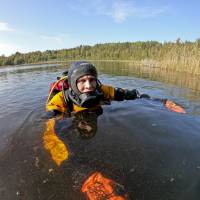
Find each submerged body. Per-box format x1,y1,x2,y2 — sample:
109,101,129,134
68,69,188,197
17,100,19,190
44,61,142,200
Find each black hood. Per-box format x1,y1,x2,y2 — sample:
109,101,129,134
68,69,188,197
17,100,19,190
68,61,98,95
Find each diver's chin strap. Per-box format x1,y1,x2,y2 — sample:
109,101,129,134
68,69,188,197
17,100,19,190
62,89,76,114
62,78,73,114
67,88,82,107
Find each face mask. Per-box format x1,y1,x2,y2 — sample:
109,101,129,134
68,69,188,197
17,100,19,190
67,88,103,108
78,91,103,108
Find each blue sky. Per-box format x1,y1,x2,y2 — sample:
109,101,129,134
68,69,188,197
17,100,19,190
0,0,200,56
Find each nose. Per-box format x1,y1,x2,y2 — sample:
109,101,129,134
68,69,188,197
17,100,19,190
85,80,92,88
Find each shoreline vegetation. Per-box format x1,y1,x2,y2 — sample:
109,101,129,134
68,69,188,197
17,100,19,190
1,39,200,75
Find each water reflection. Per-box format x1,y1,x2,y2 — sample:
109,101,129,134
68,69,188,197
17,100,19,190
94,61,200,94
43,109,102,166
43,118,69,166
42,109,129,199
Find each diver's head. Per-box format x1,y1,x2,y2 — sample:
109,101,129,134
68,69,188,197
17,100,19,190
68,61,98,94
67,61,102,108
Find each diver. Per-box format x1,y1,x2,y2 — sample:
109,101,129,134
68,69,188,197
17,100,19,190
46,60,148,117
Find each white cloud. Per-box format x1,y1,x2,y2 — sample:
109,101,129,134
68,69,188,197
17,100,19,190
111,1,133,22
65,0,168,22
0,22,14,32
105,1,168,22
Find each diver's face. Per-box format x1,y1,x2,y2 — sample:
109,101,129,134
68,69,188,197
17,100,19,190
77,75,97,93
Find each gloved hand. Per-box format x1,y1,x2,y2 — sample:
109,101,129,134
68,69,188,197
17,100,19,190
124,89,140,100
139,94,151,99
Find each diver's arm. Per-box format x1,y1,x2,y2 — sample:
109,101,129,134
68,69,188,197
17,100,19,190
114,88,141,100
100,84,141,101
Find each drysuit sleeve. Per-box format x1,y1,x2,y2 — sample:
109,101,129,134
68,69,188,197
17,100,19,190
100,85,116,100
100,85,140,101
46,91,67,113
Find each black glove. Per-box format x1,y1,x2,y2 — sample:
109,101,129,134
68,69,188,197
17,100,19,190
139,94,151,99
124,89,140,100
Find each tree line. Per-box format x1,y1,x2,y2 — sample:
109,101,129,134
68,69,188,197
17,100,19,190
1,39,200,74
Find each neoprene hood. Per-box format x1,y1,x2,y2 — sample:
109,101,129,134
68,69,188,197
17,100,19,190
68,61,98,95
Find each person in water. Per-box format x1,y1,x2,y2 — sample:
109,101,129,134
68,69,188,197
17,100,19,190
46,60,146,116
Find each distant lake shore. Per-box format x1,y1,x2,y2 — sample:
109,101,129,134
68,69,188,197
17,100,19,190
1,41,200,75
1,59,200,76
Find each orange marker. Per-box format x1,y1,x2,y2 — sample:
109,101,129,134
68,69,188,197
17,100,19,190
164,100,186,114
81,172,127,200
